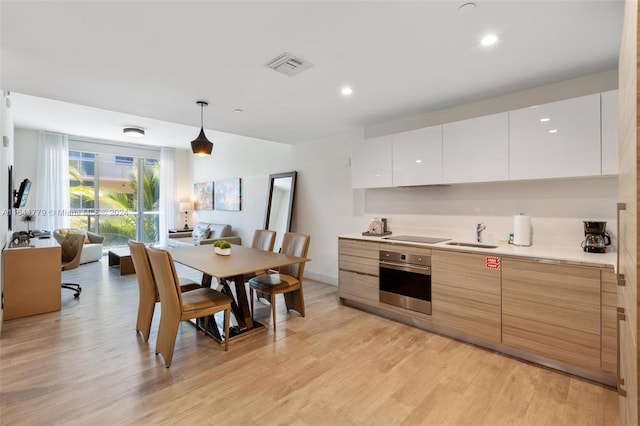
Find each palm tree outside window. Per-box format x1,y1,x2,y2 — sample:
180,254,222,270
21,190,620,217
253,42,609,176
69,151,160,247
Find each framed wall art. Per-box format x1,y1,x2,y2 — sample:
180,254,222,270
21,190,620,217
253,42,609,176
214,178,241,211
193,181,214,210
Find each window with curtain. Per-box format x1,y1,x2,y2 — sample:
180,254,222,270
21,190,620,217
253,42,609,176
69,150,160,247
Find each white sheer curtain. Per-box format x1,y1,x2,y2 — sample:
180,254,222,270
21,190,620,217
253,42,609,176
159,147,176,246
35,132,70,231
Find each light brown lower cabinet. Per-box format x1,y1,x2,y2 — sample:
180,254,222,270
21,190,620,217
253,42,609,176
338,239,379,303
601,269,617,375
502,258,601,371
432,250,502,343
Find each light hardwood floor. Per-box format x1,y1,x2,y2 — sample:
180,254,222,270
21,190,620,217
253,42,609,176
0,257,620,425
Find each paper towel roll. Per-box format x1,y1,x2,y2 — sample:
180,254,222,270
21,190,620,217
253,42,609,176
513,214,531,246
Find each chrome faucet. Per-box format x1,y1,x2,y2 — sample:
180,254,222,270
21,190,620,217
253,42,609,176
476,223,486,243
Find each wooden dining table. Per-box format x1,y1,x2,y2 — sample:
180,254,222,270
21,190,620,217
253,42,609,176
167,243,307,339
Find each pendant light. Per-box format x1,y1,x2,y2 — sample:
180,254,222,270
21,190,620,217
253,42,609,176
191,100,213,156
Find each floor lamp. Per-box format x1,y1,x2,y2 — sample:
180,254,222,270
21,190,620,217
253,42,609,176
179,202,193,230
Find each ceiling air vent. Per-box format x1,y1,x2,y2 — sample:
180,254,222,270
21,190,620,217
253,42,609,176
265,52,313,77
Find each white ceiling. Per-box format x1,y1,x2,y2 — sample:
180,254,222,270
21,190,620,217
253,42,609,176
1,1,624,149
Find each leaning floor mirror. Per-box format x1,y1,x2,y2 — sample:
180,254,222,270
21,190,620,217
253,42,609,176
264,171,297,253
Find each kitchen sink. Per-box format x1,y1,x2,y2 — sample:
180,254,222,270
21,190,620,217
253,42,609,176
445,242,499,249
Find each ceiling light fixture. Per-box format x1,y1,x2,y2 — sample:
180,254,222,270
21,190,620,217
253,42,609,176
191,100,213,156
341,86,353,96
458,2,476,13
481,34,499,47
123,127,145,137
540,118,551,122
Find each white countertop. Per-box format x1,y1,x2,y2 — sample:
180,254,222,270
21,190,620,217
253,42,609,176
339,233,616,271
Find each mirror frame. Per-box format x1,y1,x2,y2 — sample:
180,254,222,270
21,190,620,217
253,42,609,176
264,171,297,233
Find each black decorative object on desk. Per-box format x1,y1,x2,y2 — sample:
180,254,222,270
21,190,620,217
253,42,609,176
20,212,35,240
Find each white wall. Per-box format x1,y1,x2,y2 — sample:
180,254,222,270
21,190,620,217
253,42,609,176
1,90,16,332
188,131,293,247
360,178,618,248
12,129,38,228
290,129,365,284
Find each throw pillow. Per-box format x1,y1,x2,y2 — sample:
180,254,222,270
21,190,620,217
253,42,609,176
192,228,208,241
68,229,91,244
192,223,210,241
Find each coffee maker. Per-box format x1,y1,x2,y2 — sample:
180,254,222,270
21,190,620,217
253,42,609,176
582,221,612,253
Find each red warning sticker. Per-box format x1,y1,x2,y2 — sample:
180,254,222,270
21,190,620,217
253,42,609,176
485,256,500,270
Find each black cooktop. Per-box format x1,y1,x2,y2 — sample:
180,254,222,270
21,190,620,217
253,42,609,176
383,235,450,244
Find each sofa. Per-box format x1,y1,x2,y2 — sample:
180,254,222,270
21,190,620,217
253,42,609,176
167,222,241,247
53,228,105,264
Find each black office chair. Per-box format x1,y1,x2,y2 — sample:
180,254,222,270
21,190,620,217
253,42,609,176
60,233,85,298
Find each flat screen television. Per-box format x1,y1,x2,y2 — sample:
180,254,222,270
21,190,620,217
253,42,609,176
13,178,31,208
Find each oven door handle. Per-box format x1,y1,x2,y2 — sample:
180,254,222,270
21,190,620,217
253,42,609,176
380,261,430,274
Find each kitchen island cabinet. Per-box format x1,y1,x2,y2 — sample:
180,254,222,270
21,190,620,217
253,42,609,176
431,251,502,343
502,258,602,371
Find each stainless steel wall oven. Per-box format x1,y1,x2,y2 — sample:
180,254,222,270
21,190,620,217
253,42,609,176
379,247,431,315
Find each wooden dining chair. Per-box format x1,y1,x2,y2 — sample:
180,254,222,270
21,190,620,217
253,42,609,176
244,229,276,280
128,241,202,342
146,246,232,367
249,232,310,331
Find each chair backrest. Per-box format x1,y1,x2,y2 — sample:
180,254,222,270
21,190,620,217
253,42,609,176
60,233,85,271
252,229,276,252
129,241,159,302
146,247,183,314
279,233,310,280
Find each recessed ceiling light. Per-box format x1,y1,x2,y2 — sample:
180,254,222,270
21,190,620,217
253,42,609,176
481,34,499,47
123,127,145,137
415,159,422,164
341,86,353,96
549,129,558,134
540,118,550,122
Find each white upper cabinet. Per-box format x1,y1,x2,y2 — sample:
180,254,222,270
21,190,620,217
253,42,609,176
351,136,393,189
442,112,509,184
601,90,619,176
509,94,601,180
392,125,443,186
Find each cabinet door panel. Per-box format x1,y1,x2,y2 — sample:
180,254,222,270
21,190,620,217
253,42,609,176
392,125,442,186
338,270,378,302
442,112,509,184
601,269,617,374
351,136,393,188
338,254,379,276
338,239,379,259
432,251,501,342
601,90,619,176
502,258,601,371
509,94,601,180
